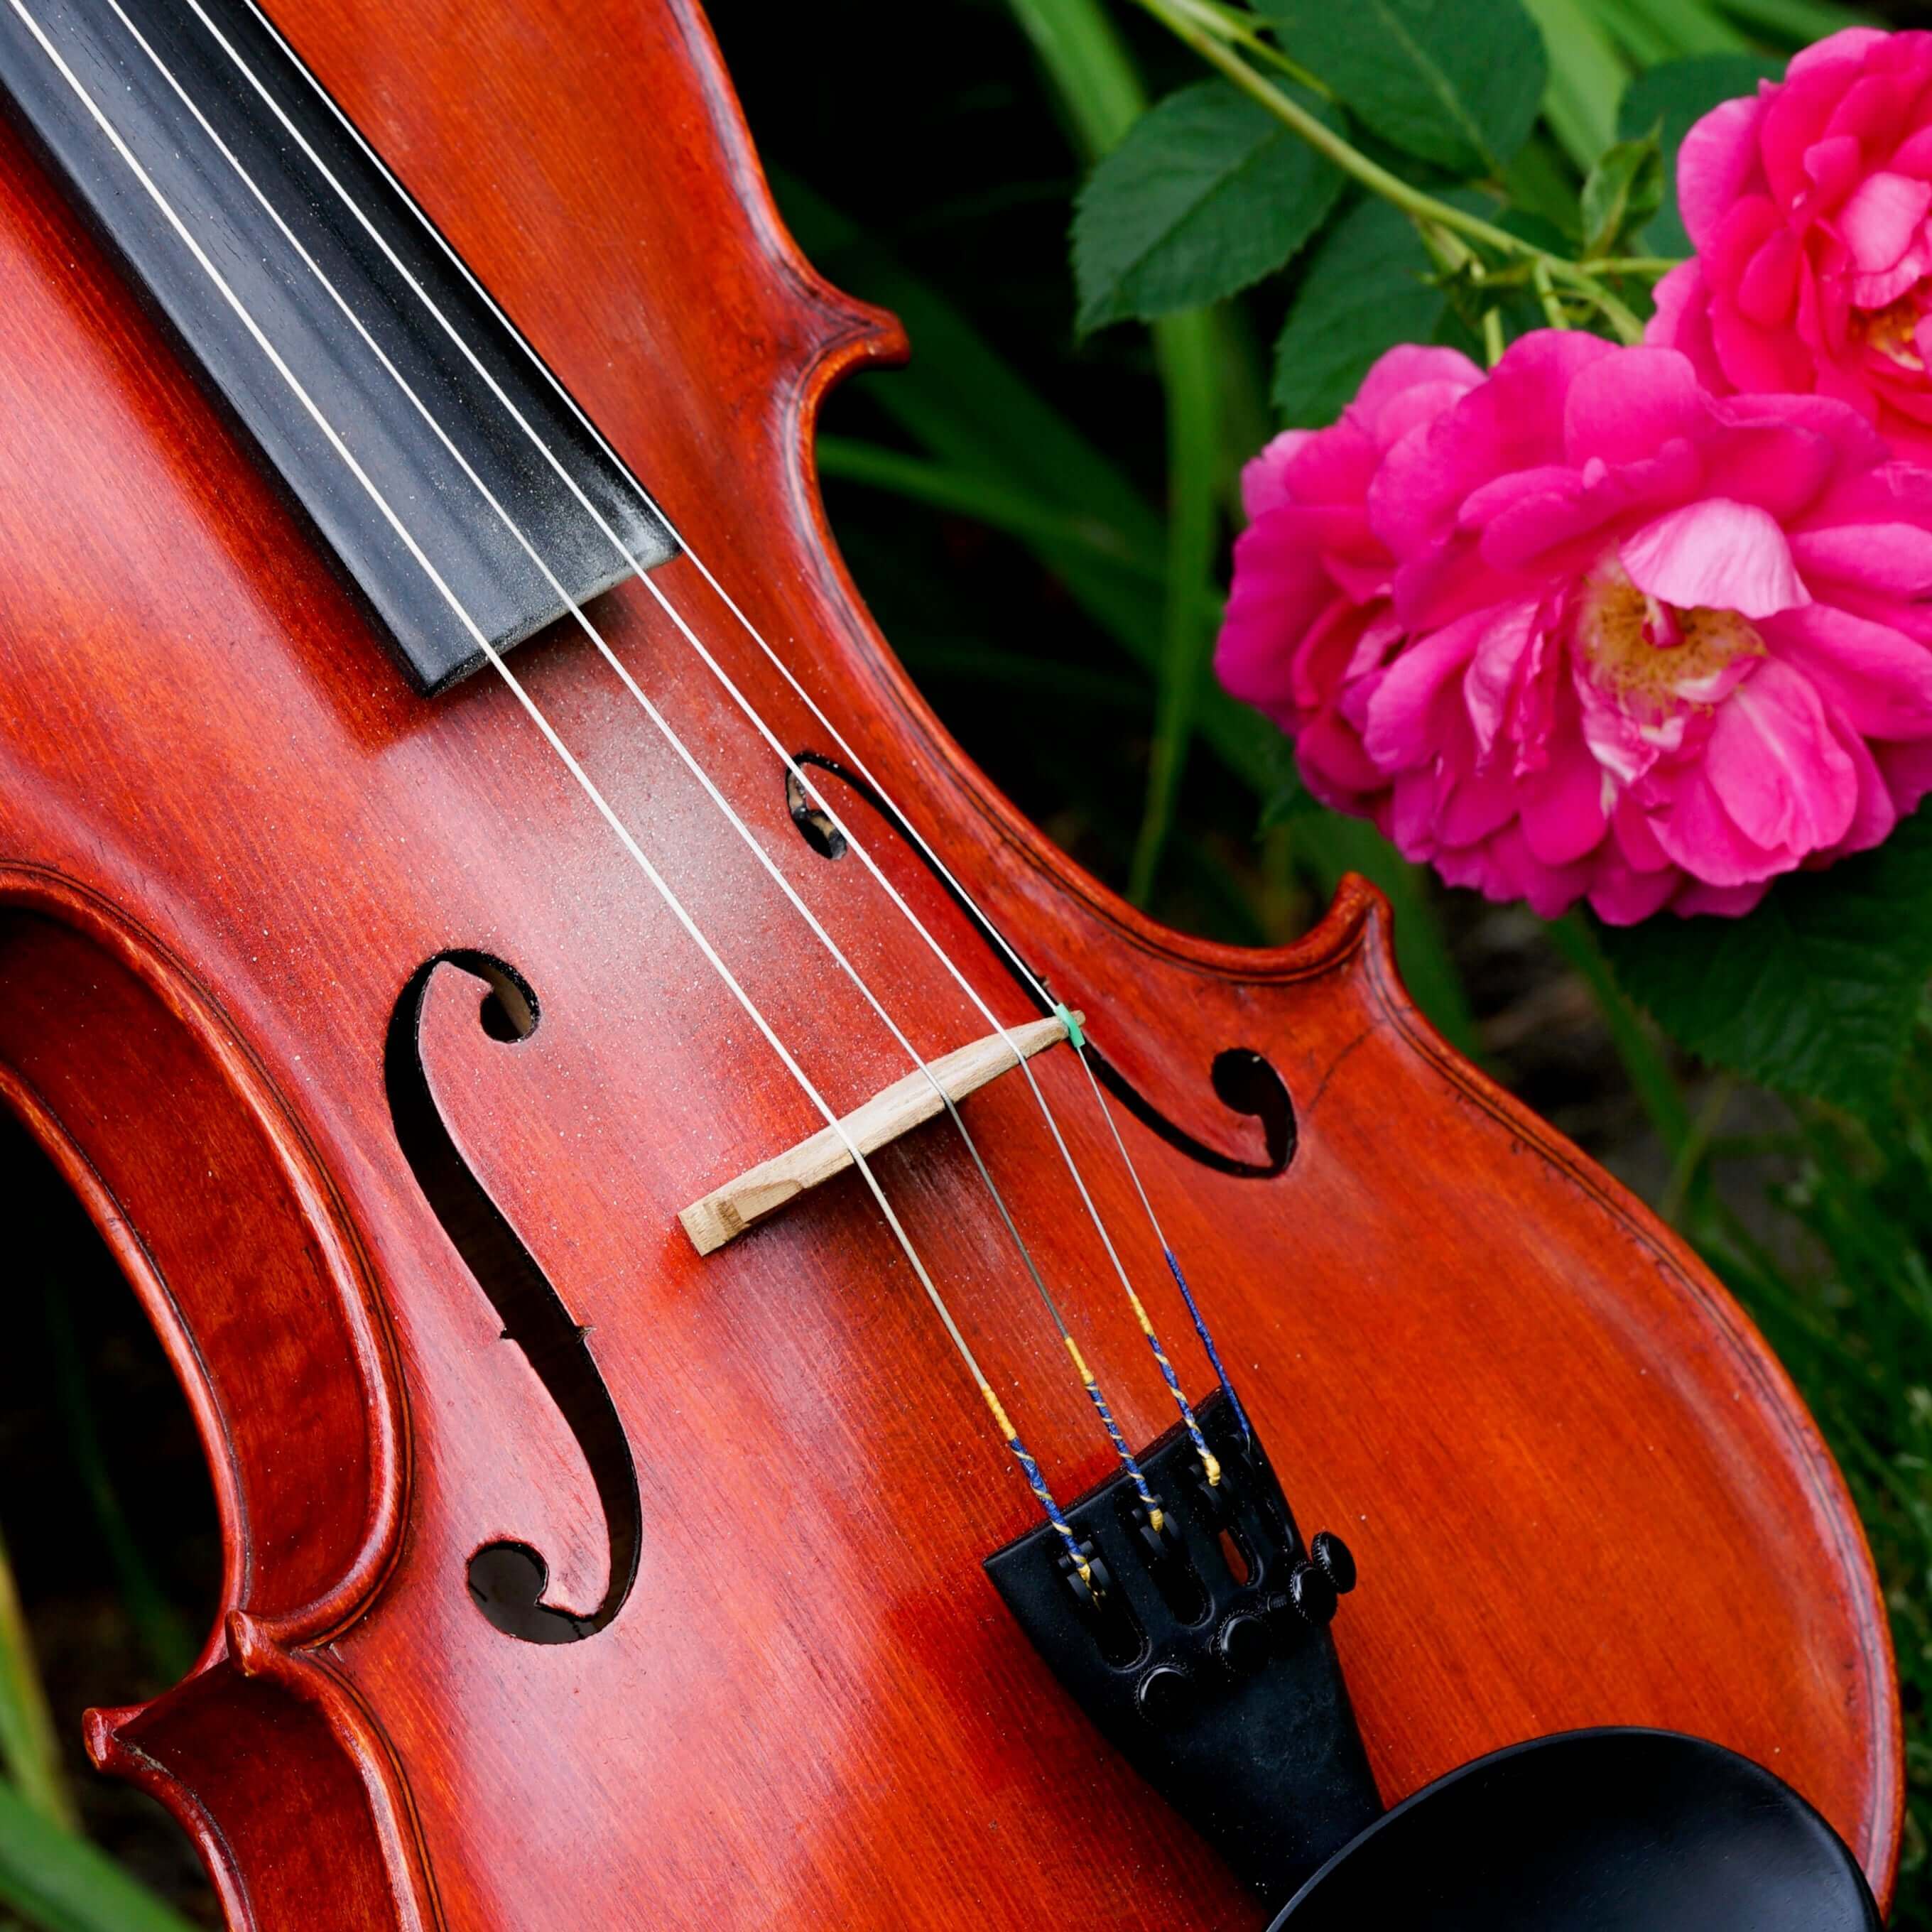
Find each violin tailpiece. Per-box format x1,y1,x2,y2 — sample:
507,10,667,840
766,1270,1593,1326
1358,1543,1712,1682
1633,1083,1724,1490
983,1392,1379,1912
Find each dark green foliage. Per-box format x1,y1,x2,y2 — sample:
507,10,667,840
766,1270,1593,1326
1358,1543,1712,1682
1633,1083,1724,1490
1073,81,1344,330
1580,131,1665,255
1256,0,1548,173
1693,1037,1932,1925
1616,53,1786,254
1272,197,1449,423
1600,811,1932,1124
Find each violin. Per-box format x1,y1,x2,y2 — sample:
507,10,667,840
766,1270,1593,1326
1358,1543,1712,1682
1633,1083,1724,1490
0,0,1900,1926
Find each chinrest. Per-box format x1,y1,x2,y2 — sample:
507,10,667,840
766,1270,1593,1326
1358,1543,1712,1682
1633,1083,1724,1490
1268,1727,1882,1931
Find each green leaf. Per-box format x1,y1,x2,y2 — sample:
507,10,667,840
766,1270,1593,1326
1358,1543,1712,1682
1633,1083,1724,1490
1617,53,1782,256
1272,197,1445,426
1257,0,1548,175
1072,81,1343,332
1498,136,1588,242
0,1778,202,1932
1580,131,1664,256
1597,808,1932,1122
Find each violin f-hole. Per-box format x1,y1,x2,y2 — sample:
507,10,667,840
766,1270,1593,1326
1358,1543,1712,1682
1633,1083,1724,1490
386,951,641,1643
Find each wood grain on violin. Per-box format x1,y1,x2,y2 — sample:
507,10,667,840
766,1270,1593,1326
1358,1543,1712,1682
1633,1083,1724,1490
0,0,1900,1927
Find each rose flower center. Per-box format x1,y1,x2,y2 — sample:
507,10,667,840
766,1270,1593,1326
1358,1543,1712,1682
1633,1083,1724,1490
1575,558,1764,703
1855,291,1928,371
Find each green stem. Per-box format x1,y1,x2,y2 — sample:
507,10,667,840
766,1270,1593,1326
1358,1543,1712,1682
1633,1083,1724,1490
1131,313,1222,903
1659,1074,1735,1228
1129,0,1655,342
1161,0,1330,92
1532,258,1569,330
1546,913,1692,1158
0,1526,75,1833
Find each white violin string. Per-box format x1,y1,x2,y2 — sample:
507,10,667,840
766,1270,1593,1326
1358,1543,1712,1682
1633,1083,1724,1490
104,0,1168,1522
215,0,1237,1470
5,0,1100,1572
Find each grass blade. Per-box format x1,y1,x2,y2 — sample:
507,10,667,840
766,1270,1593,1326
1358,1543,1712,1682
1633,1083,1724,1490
1002,0,1146,154
815,438,1157,578
1548,913,1690,1158
0,1779,201,1932
43,1282,195,1689
1134,310,1222,903
1706,0,1873,41
1584,0,1746,60
1521,0,1627,170
0,1529,74,1832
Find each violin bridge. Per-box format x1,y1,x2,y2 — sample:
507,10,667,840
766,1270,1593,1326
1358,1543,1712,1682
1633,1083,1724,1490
678,1011,1080,1255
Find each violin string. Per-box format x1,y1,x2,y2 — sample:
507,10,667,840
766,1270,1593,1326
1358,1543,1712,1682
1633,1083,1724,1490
5,0,1100,1584
104,0,1168,1534
216,0,1239,1477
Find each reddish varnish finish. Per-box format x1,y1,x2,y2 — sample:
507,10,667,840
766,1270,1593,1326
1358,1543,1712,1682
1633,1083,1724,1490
0,3,1901,1926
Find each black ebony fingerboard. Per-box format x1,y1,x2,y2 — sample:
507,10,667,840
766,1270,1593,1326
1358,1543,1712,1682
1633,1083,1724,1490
0,0,677,692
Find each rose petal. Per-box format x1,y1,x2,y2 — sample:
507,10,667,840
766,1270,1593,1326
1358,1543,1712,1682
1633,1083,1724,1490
1241,430,1315,521
1786,28,1892,80
1370,331,1614,556
1588,854,1683,924
1678,93,1771,251
1621,499,1812,618
1788,521,1932,595
1703,657,1858,854
1361,606,1490,768
1763,599,1932,735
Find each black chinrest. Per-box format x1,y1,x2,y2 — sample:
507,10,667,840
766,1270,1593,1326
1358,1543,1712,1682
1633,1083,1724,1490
1268,1727,1882,1931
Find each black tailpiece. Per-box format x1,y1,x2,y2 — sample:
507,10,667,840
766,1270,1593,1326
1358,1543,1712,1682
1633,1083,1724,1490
983,1391,1377,1910
988,1394,1882,1930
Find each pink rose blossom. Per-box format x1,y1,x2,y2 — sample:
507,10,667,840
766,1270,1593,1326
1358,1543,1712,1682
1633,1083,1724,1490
1647,29,1932,462
1216,332,1932,921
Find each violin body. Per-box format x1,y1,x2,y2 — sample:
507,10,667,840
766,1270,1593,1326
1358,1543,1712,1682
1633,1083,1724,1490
0,2,1899,1927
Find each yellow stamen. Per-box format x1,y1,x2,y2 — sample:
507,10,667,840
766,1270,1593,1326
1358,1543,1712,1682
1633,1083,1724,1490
1577,557,1764,703
1857,293,1926,371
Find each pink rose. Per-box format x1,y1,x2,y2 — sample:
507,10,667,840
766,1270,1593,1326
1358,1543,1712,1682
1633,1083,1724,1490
1219,344,1483,818
1648,29,1932,462
1216,332,1932,921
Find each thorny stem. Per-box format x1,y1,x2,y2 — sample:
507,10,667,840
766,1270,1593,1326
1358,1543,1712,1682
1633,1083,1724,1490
1131,0,1670,345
